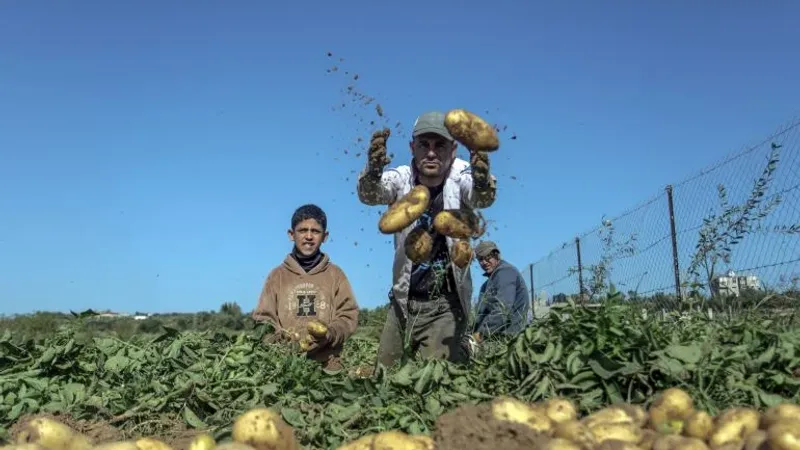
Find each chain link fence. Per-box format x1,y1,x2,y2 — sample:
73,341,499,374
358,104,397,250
528,117,800,317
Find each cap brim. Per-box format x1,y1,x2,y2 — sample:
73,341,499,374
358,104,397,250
412,127,453,140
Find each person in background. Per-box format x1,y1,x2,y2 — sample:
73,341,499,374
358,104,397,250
471,240,530,343
356,111,497,367
252,204,359,371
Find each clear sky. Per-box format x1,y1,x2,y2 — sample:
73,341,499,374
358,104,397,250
1,1,799,315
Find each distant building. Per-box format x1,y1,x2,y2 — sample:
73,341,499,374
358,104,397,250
711,270,762,297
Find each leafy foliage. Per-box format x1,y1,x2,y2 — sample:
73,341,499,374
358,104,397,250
2,301,799,450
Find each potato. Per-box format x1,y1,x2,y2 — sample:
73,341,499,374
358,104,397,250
684,410,714,441
709,408,761,449
214,444,258,450
371,431,429,450
444,109,500,152
188,434,216,450
409,435,434,450
298,335,315,352
491,396,554,434
761,404,800,429
306,320,328,340
404,228,433,263
433,209,483,239
648,388,694,434
595,441,640,450
231,407,299,450
333,434,373,450
92,442,140,450
553,420,596,450
544,438,583,450
639,429,658,450
135,439,173,450
743,430,768,450
711,442,745,450
1,445,50,450
581,406,637,428
652,435,709,450
588,422,642,444
766,421,800,450
451,240,473,269
544,398,579,424
14,417,92,450
379,186,431,234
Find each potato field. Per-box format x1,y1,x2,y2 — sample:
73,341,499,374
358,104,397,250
1,301,799,450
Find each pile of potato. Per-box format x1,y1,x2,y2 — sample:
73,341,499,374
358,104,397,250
2,387,799,449
474,388,800,450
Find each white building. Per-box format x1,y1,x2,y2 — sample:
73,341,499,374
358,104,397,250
711,270,762,297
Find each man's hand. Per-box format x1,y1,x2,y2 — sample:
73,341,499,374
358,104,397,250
367,128,392,176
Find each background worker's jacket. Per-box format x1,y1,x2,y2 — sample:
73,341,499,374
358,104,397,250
252,252,359,366
356,157,496,322
473,259,530,337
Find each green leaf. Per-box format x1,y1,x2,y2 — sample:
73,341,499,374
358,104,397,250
281,407,307,428
665,344,703,364
182,406,207,429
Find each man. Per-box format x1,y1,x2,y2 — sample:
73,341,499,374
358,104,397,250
252,204,359,371
357,111,497,367
472,240,531,341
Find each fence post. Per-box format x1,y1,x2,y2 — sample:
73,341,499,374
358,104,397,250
666,185,682,301
575,236,585,303
528,263,535,317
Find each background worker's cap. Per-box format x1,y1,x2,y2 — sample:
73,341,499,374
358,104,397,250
475,240,499,258
412,111,454,141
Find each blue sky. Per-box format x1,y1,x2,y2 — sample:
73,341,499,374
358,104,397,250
1,1,799,315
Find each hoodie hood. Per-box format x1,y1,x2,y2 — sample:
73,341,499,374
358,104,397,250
283,251,330,276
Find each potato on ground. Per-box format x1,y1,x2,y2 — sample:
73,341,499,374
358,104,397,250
652,435,709,450
14,417,92,450
214,444,258,450
232,407,299,450
371,431,430,450
92,442,140,450
543,438,582,450
743,430,768,450
444,109,500,152
404,228,433,263
491,396,554,435
767,421,800,450
543,398,579,424
188,435,216,450
553,420,596,450
378,186,431,234
588,422,642,445
451,240,473,269
761,403,800,429
684,410,714,441
648,388,694,434
135,438,173,450
708,408,761,449
595,441,640,450
581,406,638,429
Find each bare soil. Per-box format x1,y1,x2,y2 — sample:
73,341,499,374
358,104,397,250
433,401,549,450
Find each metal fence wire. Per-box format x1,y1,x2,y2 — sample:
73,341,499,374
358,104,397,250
528,117,800,314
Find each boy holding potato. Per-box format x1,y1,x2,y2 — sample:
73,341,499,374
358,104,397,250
357,111,497,367
252,204,359,371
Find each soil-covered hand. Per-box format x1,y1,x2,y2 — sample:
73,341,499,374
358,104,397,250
367,128,392,175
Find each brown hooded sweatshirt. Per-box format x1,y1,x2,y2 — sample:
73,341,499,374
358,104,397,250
252,251,359,365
